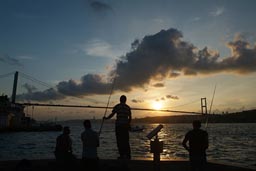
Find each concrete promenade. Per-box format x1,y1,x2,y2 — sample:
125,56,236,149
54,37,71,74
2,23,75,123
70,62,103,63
0,159,255,171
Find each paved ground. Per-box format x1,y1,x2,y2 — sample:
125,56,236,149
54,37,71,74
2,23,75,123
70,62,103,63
0,159,255,171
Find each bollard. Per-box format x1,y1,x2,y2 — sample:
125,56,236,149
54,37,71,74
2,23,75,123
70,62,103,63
150,135,163,171
147,124,164,171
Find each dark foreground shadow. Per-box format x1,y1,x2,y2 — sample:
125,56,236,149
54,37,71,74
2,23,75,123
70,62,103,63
2,159,254,171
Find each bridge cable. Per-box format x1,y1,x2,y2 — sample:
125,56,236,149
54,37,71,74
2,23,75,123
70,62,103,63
0,72,15,79
205,84,217,129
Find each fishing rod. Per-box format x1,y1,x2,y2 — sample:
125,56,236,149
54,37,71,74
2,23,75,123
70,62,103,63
98,77,116,136
205,84,217,129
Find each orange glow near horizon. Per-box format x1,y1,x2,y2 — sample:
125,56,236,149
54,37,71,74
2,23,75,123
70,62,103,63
152,101,163,110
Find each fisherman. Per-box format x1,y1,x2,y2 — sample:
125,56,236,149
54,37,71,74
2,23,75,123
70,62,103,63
182,120,209,171
55,126,74,163
103,95,132,159
81,120,99,170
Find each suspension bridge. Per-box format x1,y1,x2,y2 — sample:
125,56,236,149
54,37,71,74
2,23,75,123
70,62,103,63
0,71,207,116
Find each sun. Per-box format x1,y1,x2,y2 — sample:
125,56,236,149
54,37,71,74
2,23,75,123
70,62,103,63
152,102,163,110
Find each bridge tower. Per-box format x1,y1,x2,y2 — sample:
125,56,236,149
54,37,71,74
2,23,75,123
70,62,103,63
11,71,19,103
201,97,207,115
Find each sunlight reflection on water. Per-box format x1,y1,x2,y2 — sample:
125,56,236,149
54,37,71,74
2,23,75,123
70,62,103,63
0,122,255,168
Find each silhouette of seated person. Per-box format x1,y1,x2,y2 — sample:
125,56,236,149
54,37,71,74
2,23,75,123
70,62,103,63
182,120,209,171
55,126,74,164
81,120,99,170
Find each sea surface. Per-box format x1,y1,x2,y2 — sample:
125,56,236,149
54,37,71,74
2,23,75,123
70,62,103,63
0,122,255,169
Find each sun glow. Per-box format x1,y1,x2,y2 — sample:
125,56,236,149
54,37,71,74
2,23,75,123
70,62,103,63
152,102,163,110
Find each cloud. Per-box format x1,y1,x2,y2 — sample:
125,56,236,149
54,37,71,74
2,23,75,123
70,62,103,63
222,38,256,74
155,94,179,102
210,7,225,17
83,39,122,58
166,95,179,100
17,83,62,102
112,28,195,91
22,83,37,94
152,18,165,24
17,28,256,101
152,83,165,88
57,74,112,96
17,74,112,101
0,54,23,66
17,88,64,101
191,17,201,22
131,99,144,103
17,55,35,60
105,28,256,90
90,1,113,13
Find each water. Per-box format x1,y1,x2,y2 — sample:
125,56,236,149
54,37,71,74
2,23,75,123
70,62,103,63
0,122,255,168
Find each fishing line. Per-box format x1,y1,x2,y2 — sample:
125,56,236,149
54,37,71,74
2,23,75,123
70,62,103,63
98,77,116,136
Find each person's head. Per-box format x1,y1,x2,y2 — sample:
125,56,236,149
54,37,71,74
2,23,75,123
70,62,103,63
120,95,127,103
192,120,201,129
63,126,70,135
83,120,91,129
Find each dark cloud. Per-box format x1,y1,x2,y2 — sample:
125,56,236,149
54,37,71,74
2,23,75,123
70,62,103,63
169,71,180,77
111,28,196,91
155,95,179,102
22,83,37,94
57,74,112,96
17,28,256,101
166,95,179,100
222,39,256,73
131,99,144,103
112,28,256,91
152,83,165,88
17,88,64,101
90,1,113,13
0,54,23,66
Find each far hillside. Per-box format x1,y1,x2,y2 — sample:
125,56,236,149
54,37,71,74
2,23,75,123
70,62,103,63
132,109,256,123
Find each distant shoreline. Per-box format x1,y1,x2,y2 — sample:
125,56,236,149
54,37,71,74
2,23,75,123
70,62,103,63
61,109,256,124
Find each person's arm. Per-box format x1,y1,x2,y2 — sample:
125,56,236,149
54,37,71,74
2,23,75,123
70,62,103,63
104,112,115,120
182,135,189,151
104,106,117,120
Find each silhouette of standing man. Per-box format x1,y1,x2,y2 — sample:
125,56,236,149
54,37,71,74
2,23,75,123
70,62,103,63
182,120,208,171
104,95,132,159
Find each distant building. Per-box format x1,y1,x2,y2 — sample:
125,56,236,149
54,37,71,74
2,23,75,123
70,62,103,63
0,95,26,128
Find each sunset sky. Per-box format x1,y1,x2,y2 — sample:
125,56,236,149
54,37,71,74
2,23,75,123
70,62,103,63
0,0,256,120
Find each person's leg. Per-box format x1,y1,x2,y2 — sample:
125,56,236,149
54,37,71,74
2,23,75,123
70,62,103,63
198,155,207,171
123,128,131,159
189,154,197,171
119,126,131,159
116,126,123,158
190,154,206,171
